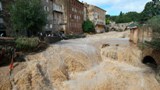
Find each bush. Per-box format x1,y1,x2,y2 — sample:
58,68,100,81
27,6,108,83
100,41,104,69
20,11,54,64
82,19,95,33
15,37,40,51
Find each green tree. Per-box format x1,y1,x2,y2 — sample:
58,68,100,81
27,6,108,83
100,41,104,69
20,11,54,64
82,19,95,33
109,16,118,21
141,0,160,21
115,11,131,23
105,15,110,24
9,0,47,37
126,12,141,22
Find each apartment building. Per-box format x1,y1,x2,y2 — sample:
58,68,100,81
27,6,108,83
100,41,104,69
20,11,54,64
84,3,106,33
65,0,84,34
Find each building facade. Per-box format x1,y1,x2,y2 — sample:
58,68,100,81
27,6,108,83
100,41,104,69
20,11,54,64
42,0,84,35
65,0,84,34
84,3,106,33
41,0,54,34
52,0,67,33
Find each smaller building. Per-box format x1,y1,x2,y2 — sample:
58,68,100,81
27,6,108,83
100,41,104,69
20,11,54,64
84,3,106,33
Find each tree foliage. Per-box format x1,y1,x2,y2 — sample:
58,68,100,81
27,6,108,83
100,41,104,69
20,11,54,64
105,15,110,24
9,0,47,36
108,11,141,23
82,19,95,33
141,0,160,21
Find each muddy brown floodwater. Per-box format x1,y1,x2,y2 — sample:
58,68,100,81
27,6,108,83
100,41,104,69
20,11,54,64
0,31,160,90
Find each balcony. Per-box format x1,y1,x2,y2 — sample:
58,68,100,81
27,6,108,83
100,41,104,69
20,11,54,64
53,3,63,13
95,20,105,25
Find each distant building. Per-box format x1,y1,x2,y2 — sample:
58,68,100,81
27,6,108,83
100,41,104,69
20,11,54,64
84,3,106,33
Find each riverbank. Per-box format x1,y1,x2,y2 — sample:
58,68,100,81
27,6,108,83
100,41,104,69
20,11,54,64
0,31,159,90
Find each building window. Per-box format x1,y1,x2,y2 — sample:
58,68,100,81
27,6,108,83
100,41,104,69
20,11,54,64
74,15,76,19
44,6,46,11
44,6,49,12
50,24,53,29
45,24,49,29
47,7,49,11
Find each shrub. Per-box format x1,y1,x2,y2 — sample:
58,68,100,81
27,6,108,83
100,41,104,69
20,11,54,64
82,19,95,33
15,37,40,51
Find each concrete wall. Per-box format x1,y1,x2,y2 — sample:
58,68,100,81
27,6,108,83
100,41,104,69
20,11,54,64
138,26,152,43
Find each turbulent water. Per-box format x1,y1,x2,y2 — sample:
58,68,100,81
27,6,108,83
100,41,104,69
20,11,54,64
4,31,160,90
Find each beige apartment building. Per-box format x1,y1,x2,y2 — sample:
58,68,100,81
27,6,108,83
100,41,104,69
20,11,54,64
84,3,106,33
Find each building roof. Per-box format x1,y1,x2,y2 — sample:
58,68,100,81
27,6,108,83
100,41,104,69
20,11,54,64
94,5,106,12
82,2,106,12
77,0,84,5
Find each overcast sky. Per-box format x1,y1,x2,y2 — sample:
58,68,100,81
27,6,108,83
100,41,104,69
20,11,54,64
80,0,152,16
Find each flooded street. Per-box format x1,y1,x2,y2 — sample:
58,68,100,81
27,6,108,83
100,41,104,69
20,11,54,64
1,31,160,90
